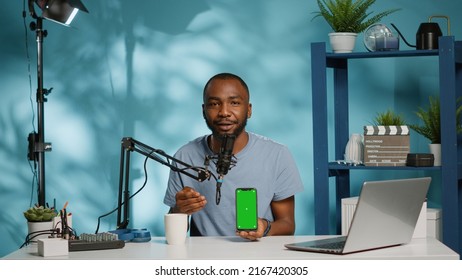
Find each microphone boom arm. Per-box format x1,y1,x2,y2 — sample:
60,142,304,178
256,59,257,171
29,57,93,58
117,137,210,229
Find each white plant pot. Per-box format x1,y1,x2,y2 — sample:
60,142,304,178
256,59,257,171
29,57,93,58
27,221,53,242
429,143,441,166
329,32,358,53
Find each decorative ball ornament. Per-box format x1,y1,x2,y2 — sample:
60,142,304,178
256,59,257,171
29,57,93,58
364,23,399,52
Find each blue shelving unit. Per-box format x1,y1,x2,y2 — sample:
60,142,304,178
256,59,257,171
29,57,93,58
311,36,462,255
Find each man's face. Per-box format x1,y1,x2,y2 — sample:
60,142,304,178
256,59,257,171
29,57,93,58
202,78,252,138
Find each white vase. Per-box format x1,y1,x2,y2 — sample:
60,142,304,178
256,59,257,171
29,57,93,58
429,143,441,166
329,32,358,53
345,133,363,163
27,221,53,242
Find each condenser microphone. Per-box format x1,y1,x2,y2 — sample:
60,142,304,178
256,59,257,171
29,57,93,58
215,134,236,204
216,134,236,176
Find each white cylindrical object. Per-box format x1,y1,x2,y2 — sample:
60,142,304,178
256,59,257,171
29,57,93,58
164,213,188,245
27,221,53,242
429,143,441,166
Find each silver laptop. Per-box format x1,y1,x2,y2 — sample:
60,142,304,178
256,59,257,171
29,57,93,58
285,177,431,254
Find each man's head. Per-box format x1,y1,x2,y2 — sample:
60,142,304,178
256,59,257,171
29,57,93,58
202,73,252,140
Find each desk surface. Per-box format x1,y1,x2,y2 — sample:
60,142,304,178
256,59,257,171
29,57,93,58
3,236,459,260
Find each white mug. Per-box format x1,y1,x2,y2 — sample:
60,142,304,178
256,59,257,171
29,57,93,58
164,213,188,245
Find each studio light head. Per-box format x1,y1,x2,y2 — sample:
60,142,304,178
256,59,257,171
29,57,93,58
29,0,89,26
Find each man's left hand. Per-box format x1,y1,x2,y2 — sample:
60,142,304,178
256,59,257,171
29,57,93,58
236,218,266,241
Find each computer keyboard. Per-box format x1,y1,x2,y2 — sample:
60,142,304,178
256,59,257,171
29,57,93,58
68,232,125,251
311,240,345,250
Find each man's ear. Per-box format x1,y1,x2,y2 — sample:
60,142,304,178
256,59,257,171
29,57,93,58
247,103,252,119
202,104,206,119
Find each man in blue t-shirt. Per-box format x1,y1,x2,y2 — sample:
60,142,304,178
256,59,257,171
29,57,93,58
163,73,304,240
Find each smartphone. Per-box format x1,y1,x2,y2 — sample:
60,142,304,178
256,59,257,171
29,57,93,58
235,188,258,231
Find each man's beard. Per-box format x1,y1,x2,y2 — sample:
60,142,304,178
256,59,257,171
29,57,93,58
205,115,248,140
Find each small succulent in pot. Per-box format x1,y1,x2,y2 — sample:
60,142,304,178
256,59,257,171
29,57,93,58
24,206,58,222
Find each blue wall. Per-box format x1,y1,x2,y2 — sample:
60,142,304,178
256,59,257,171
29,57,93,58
1,0,461,257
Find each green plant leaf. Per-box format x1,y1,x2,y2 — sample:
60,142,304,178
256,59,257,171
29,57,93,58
23,206,57,222
314,0,400,33
373,109,406,126
409,96,443,144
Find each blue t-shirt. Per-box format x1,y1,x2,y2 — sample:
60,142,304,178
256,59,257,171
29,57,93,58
163,132,304,236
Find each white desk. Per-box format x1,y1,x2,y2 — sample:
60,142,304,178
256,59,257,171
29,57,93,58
2,235,459,260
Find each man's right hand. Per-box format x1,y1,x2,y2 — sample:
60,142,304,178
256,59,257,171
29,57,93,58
172,187,207,215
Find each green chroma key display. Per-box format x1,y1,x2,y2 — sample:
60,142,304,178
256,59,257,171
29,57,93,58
235,188,258,231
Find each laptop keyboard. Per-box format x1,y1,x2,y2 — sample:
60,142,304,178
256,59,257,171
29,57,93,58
311,240,345,251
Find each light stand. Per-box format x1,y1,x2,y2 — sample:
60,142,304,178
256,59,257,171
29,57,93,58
26,0,88,206
27,14,51,207
116,137,212,229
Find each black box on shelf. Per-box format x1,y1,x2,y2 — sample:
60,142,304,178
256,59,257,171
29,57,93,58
406,153,434,167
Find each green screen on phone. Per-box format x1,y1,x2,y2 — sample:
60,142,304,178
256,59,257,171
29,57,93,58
235,188,258,231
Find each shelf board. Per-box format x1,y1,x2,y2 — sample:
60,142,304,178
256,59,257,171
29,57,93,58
326,49,439,60
328,162,441,171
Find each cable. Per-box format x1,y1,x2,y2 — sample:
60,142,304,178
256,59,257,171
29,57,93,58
23,0,38,207
23,0,36,132
94,154,151,234
94,146,212,233
20,229,59,249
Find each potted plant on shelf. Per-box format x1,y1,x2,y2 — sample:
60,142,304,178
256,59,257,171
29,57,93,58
313,0,400,53
24,206,58,241
372,109,406,126
409,96,462,166
363,109,410,166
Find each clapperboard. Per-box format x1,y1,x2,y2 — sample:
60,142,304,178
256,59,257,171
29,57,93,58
364,125,410,136
363,125,410,166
